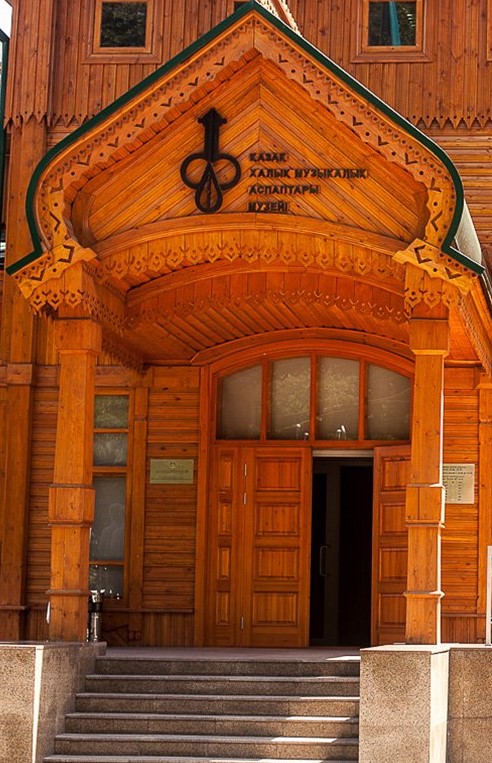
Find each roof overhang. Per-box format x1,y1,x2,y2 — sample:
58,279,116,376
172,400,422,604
5,0,491,368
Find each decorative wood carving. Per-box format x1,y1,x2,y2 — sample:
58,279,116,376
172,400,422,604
127,285,407,330
21,262,126,336
97,228,405,289
403,264,464,316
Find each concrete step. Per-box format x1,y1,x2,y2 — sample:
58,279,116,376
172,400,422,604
95,657,361,678
46,655,361,763
53,733,359,760
84,674,360,697
75,692,360,717
64,711,359,738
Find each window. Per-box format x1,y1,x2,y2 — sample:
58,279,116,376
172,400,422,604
90,394,130,598
216,353,411,443
368,2,417,46
86,0,162,62
100,2,148,48
353,0,427,62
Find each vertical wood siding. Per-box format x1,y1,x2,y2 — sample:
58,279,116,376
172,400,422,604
6,1,492,129
442,367,480,643
24,383,58,641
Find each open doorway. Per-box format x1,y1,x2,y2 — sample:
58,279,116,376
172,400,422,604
309,456,373,647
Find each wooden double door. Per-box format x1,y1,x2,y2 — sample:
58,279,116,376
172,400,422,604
203,444,410,647
204,445,311,647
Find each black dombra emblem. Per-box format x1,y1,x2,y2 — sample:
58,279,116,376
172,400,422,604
180,108,241,214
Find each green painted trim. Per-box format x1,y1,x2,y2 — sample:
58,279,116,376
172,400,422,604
9,0,481,276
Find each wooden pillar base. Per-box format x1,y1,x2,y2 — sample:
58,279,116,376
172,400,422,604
404,591,444,644
47,590,91,642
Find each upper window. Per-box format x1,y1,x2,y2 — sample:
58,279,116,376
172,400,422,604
216,353,411,443
100,2,148,48
353,0,428,62
86,0,162,62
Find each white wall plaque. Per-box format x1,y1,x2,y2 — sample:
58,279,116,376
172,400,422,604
443,463,475,504
150,458,194,484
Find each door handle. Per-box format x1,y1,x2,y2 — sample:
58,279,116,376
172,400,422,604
319,545,328,577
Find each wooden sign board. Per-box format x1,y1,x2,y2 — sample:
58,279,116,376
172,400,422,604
150,458,195,484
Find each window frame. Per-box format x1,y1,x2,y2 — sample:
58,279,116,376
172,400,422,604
214,349,413,446
85,0,163,63
352,0,429,63
90,392,133,605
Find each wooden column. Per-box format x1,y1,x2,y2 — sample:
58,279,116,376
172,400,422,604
477,376,492,641
48,318,101,641
405,316,449,644
0,120,49,639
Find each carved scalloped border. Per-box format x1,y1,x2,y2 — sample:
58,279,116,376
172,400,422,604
21,12,458,293
127,287,407,336
96,233,405,287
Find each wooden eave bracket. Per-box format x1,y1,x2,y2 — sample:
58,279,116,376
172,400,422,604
10,2,465,295
396,240,476,301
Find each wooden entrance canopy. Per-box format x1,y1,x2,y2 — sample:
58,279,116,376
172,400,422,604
6,1,492,643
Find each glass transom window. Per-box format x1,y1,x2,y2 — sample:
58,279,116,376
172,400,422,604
217,354,411,443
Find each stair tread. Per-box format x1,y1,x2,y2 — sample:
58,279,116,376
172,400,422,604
76,692,360,700
87,674,358,680
47,757,357,763
56,733,358,743
65,710,356,723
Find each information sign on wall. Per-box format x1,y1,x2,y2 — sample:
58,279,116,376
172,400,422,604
443,463,475,504
150,459,195,484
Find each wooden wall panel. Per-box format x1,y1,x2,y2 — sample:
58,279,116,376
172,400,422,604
24,385,58,641
142,612,194,646
143,368,200,621
442,367,480,639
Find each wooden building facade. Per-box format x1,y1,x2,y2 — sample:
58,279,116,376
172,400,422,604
1,0,492,648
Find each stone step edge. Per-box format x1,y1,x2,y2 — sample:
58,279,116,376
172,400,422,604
66,712,358,722
46,757,357,763
55,733,358,744
75,692,360,701
85,675,359,682
96,657,360,664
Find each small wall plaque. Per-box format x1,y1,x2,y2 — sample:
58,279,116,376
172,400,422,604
443,463,475,504
150,458,194,484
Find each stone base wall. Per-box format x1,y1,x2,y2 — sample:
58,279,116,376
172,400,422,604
0,642,105,763
360,644,492,763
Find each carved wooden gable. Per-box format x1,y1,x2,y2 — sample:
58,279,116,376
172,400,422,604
10,2,468,300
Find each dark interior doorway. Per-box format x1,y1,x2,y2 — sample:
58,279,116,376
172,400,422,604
309,457,373,647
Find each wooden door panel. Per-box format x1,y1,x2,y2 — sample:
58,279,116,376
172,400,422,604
205,446,241,646
246,448,310,647
373,445,410,645
206,445,311,647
